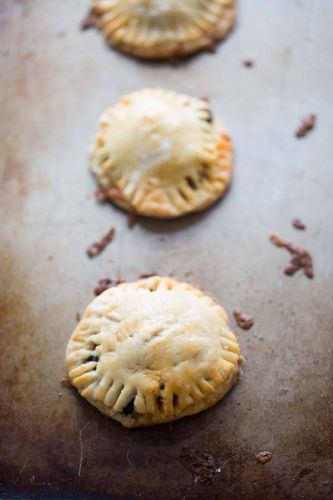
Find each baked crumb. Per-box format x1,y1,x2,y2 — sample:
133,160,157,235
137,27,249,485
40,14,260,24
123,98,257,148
292,217,306,230
270,234,314,279
295,114,316,138
94,278,122,296
243,59,254,67
86,228,115,258
80,8,100,31
233,309,254,330
256,451,272,464
180,447,215,482
60,377,71,387
128,211,137,229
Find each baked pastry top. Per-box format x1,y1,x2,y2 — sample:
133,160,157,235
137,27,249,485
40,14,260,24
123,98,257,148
65,277,241,427
90,88,232,218
90,0,236,59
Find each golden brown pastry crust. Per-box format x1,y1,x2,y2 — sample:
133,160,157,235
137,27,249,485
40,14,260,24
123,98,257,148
90,0,236,60
90,88,232,218
65,277,241,427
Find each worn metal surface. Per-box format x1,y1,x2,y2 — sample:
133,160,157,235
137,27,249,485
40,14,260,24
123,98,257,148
0,0,332,498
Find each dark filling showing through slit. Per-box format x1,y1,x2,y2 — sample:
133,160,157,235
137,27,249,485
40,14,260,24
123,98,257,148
122,398,135,416
205,110,214,123
86,354,99,363
185,176,197,190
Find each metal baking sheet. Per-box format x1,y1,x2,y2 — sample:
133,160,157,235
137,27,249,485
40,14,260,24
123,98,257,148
1,0,332,498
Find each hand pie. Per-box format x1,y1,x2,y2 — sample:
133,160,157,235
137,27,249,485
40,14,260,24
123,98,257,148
65,277,241,427
90,88,233,218
89,0,236,60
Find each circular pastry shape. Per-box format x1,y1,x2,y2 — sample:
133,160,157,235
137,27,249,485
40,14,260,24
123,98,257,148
90,0,237,60
90,88,233,218
65,277,241,427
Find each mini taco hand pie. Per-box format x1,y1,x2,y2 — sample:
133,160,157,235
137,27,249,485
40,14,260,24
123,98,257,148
65,277,241,427
90,88,233,218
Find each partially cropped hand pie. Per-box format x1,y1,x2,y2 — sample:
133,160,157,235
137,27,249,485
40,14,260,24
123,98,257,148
65,277,241,427
90,88,233,218
88,0,236,60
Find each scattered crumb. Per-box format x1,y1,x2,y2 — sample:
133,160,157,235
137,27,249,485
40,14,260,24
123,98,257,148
58,393,62,397
243,59,254,67
295,113,316,138
75,312,81,322
256,451,273,464
60,377,71,387
179,447,216,483
86,228,116,258
139,273,156,279
184,271,192,277
200,96,210,102
292,217,306,230
94,278,122,296
270,234,314,279
233,309,254,330
128,211,137,229
95,186,110,203
80,8,99,30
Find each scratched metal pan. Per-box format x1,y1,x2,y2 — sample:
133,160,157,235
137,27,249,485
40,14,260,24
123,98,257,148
0,0,332,499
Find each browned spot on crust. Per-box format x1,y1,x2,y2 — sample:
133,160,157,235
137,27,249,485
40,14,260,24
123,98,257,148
86,228,115,258
233,309,254,330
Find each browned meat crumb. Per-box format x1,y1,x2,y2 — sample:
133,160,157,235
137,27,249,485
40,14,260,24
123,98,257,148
75,312,81,322
270,234,314,279
256,451,273,464
295,114,316,138
94,278,122,296
179,447,215,481
139,273,156,279
128,211,137,229
80,8,100,31
95,186,109,203
86,228,115,258
60,377,71,387
233,309,254,330
95,186,128,205
292,217,306,230
243,59,254,67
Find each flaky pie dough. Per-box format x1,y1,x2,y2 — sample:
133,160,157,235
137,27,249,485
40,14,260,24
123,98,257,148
90,88,233,218
65,277,241,427
89,0,236,60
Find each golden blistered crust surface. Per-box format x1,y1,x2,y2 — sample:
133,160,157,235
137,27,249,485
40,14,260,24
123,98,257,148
90,88,232,218
65,277,241,427
91,0,236,59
